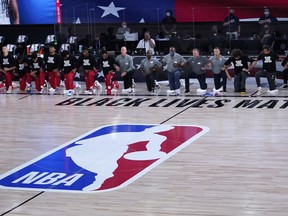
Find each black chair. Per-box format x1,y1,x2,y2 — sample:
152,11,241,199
16,35,28,55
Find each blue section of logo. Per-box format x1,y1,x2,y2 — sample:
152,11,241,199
0,124,154,191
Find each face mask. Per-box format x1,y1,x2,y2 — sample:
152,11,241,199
170,51,174,56
264,12,270,16
166,12,171,16
122,25,127,28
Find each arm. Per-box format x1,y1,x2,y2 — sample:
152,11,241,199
10,0,20,24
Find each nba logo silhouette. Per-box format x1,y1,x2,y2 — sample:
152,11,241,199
0,124,209,193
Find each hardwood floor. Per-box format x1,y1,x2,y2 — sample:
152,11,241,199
0,79,288,216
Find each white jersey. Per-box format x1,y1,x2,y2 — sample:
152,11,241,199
0,0,10,24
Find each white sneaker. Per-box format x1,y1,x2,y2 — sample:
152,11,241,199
85,90,93,95
74,82,81,89
111,87,118,93
6,86,12,94
12,82,19,88
267,89,278,95
93,80,102,89
180,79,185,88
60,80,65,87
256,87,262,96
67,89,74,96
155,80,161,89
167,89,174,95
132,79,136,87
197,88,207,93
49,87,55,94
218,86,223,92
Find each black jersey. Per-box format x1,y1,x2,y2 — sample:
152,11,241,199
224,56,253,74
0,54,15,69
257,51,279,73
60,55,77,74
77,54,97,71
29,57,44,74
44,53,61,71
97,56,116,76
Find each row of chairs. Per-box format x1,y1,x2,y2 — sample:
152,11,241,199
0,35,79,56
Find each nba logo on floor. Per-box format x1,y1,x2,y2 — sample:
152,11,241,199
0,124,209,193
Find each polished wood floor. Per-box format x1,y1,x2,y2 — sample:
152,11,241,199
1,78,288,216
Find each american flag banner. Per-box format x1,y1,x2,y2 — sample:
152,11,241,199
60,0,288,24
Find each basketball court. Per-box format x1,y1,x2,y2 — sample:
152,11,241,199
0,78,288,216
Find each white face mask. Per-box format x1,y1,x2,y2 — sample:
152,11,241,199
166,12,171,16
122,25,127,28
264,12,270,16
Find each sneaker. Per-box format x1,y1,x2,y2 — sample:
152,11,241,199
67,90,74,96
256,87,262,96
180,79,185,88
196,88,207,93
84,90,93,95
6,86,12,94
39,87,44,94
155,80,161,89
12,82,20,88
184,89,190,94
217,86,223,92
111,88,118,93
49,87,55,94
267,89,278,95
175,89,180,95
93,80,102,89
132,79,136,88
112,81,119,89
167,89,175,95
279,84,288,89
0,82,5,89
60,80,65,87
26,83,32,93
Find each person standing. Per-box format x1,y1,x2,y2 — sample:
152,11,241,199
140,50,162,94
185,48,209,94
76,47,99,95
161,9,177,36
258,8,278,30
224,49,253,93
0,46,16,93
115,46,135,93
97,50,118,95
251,45,281,95
136,31,156,55
223,8,240,40
208,47,228,93
44,45,61,94
162,46,186,96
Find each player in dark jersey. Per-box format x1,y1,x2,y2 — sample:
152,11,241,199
14,55,31,92
252,45,281,95
0,46,16,93
44,45,61,94
224,49,253,93
59,50,77,96
28,52,45,93
97,50,118,95
76,47,99,95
